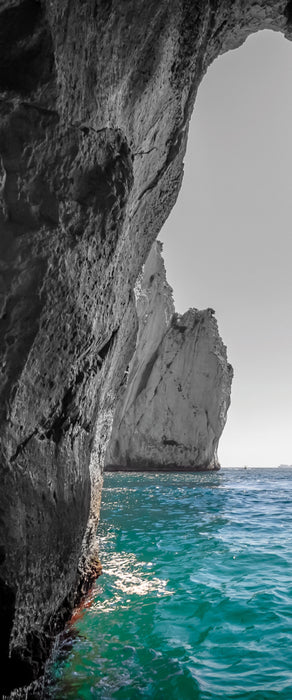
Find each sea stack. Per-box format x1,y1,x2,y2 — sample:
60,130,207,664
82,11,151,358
106,242,233,471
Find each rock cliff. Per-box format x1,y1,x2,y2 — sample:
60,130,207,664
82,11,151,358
106,242,233,471
0,0,290,695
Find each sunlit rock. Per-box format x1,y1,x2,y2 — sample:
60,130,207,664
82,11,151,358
106,242,233,471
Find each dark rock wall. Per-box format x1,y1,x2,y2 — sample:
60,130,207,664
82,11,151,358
0,0,289,693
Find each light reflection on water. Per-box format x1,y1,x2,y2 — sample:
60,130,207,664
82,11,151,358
45,469,292,700
91,549,172,612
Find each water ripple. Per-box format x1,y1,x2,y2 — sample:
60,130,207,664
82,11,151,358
45,468,292,699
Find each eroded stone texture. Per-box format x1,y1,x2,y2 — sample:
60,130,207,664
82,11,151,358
0,0,290,694
106,242,233,471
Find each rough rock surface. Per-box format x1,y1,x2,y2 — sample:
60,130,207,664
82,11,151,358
106,242,233,471
0,0,290,695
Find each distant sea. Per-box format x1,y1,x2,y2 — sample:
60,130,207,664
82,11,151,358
46,468,292,699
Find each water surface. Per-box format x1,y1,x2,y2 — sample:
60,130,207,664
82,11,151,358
46,468,292,699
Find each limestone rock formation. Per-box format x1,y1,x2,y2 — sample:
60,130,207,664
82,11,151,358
106,242,233,471
0,0,290,695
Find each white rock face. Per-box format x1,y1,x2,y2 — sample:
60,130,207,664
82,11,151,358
106,242,233,471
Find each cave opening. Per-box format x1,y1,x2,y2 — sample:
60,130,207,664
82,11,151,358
160,29,292,468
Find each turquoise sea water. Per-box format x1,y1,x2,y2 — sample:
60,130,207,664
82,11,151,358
46,468,292,699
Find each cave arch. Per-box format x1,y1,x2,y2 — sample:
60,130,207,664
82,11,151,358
160,28,292,468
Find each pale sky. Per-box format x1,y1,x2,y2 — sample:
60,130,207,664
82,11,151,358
160,30,292,468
